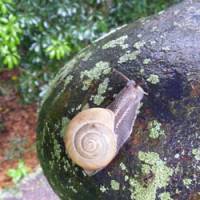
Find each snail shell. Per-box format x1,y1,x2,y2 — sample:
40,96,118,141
65,108,117,171
64,80,145,175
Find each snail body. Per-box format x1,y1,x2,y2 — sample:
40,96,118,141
64,80,145,175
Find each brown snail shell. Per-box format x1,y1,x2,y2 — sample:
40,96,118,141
64,80,145,175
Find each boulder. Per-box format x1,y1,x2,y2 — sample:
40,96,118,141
37,1,200,199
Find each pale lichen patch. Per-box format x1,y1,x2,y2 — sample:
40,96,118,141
92,78,109,105
129,151,173,200
81,51,92,62
143,58,151,65
192,148,200,161
148,120,165,139
80,61,111,90
111,180,120,190
162,46,171,51
147,74,160,84
133,41,145,50
119,162,128,172
183,178,192,188
159,192,173,200
100,185,107,193
125,175,129,182
150,40,156,45
118,50,140,64
102,35,128,50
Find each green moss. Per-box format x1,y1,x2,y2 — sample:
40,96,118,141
159,192,173,200
69,186,78,193
58,75,73,95
183,178,192,187
147,74,160,84
53,139,62,161
80,61,111,90
143,58,151,65
102,35,128,50
81,103,90,111
192,148,200,161
129,151,173,200
148,120,165,139
118,50,140,64
111,180,120,190
61,117,70,137
64,75,73,88
93,78,109,105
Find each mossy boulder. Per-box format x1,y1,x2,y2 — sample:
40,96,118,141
37,1,200,199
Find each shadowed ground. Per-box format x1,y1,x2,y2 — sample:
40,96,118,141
0,167,59,200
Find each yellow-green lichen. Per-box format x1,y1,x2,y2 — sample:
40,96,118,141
147,74,160,84
111,180,120,190
92,78,109,105
133,41,145,49
118,50,140,64
183,178,192,188
143,58,151,65
102,35,128,50
159,192,173,200
129,151,173,200
192,148,200,161
80,61,111,90
148,120,165,139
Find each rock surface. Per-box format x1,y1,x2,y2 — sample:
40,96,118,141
37,0,200,199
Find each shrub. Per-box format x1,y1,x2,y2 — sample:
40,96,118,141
0,0,22,69
1,0,181,103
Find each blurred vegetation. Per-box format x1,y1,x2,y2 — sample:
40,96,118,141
7,160,29,183
0,0,180,103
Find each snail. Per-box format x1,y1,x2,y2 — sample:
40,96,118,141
64,79,145,175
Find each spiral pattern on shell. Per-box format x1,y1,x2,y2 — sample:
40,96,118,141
64,108,117,171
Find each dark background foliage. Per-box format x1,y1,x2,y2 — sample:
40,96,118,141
0,0,180,103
